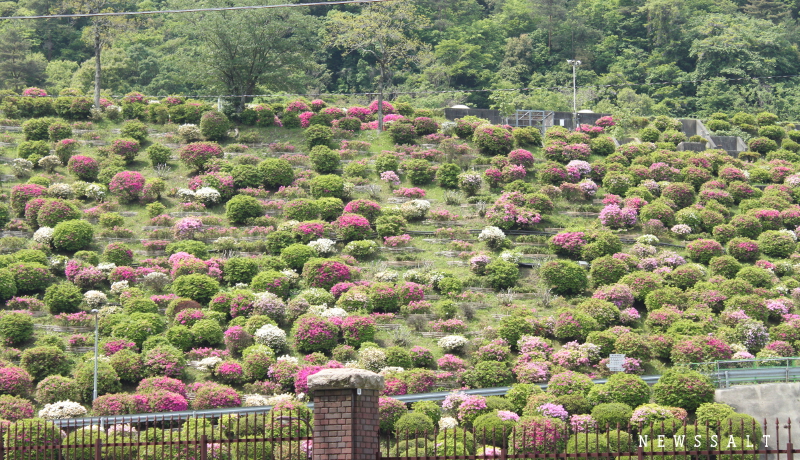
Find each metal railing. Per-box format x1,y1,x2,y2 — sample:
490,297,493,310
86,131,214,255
688,357,800,388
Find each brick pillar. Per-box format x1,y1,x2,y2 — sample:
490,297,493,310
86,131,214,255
308,368,384,460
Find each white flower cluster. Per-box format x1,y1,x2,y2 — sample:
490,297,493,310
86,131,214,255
357,347,387,373
438,417,458,429
84,290,108,308
280,269,300,283
780,229,798,242
320,307,348,319
636,234,660,245
38,155,61,171
254,324,287,350
308,238,337,256
177,124,202,142
277,355,299,364
438,335,469,352
38,401,87,420
110,281,129,295
142,272,170,292
242,394,270,407
10,158,33,177
195,187,221,204
478,226,506,244
499,250,522,263
197,356,223,371
33,227,54,244
177,188,196,202
85,183,106,201
400,199,431,220
97,262,117,272
278,220,300,232
263,393,296,406
374,270,399,282
97,305,122,320
379,367,405,375
48,183,73,199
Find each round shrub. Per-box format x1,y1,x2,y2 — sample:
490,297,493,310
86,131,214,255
0,311,33,345
309,174,344,199
473,125,513,156
199,111,230,141
283,199,319,221
461,361,514,388
251,270,293,299
192,382,240,410
17,140,50,160
224,257,259,285
66,155,99,182
109,138,140,163
547,370,593,397
541,259,588,295
190,319,224,347
73,360,120,403
143,345,186,378
258,159,295,189
0,269,17,301
757,230,796,258
379,397,408,433
44,283,82,314
486,259,519,291
35,376,77,405
394,412,434,440
292,315,339,354
8,263,53,294
589,256,628,286
402,159,436,186
508,416,566,454
178,142,223,171
52,220,93,252
108,349,145,382
388,120,417,145
103,242,133,266
651,368,714,412
309,145,340,174
172,274,220,305
225,194,265,224
146,143,172,166
591,403,632,430
726,238,760,261
685,238,724,264
119,119,148,142
304,124,333,149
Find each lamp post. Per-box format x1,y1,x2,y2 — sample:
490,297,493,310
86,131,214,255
566,59,581,129
91,309,99,401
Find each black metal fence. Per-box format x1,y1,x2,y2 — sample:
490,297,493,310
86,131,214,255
380,417,792,460
1,408,312,460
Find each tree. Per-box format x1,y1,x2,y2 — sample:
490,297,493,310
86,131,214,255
0,25,47,91
326,0,429,131
59,0,130,108
175,0,320,112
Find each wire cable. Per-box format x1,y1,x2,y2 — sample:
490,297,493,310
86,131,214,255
0,0,384,19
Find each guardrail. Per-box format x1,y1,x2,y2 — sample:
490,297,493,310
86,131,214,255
688,357,800,388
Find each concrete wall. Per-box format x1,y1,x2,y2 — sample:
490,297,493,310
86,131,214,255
715,382,800,448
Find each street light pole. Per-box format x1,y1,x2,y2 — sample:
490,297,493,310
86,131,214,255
566,59,581,129
91,309,99,401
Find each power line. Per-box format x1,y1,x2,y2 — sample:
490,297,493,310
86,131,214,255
0,0,384,20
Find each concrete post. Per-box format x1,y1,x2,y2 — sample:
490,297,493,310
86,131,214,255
307,368,384,460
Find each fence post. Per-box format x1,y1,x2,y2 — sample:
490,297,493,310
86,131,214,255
308,368,385,460
201,434,208,460
788,442,793,460
94,438,102,460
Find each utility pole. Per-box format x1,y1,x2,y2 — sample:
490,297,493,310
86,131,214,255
567,59,581,129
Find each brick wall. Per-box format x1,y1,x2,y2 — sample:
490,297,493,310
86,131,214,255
313,388,380,460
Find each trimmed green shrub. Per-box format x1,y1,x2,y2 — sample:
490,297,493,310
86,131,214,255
172,274,220,305
44,283,83,314
52,220,94,252
541,259,588,295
